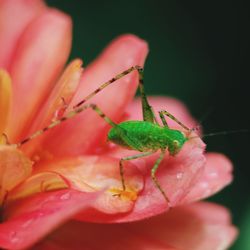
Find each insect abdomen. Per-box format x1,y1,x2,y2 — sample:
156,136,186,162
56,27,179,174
108,121,168,151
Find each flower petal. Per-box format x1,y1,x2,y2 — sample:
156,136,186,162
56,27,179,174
0,0,45,69
98,137,206,222
0,69,12,137
31,156,143,215
21,59,83,157
28,59,83,134
0,145,32,204
8,172,69,203
181,153,233,203
33,202,237,250
42,34,148,156
0,190,99,250
6,8,72,142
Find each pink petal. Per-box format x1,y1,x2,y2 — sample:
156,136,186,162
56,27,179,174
181,153,233,203
33,202,237,250
82,137,206,222
0,0,45,69
6,8,72,142
0,190,99,250
41,34,148,156
28,155,143,215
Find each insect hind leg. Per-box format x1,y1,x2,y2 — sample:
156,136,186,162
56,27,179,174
73,66,140,109
15,103,117,147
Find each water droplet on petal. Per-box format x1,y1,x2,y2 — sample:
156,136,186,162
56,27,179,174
10,231,19,243
60,192,71,200
176,172,183,180
22,218,34,228
209,172,218,178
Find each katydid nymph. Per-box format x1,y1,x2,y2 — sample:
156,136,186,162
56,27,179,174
12,66,195,204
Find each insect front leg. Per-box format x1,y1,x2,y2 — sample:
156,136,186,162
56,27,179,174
159,110,190,131
151,149,170,204
119,152,154,190
159,111,169,127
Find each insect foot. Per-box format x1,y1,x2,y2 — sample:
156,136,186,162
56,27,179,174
110,187,138,202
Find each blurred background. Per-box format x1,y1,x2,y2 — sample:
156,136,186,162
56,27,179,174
47,1,249,249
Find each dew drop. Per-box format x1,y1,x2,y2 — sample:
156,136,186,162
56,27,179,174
60,192,71,200
22,218,34,228
209,172,218,178
10,231,19,243
176,172,183,180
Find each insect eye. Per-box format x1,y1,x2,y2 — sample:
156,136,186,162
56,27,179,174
173,140,179,147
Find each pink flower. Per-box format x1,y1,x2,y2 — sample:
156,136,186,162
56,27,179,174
0,0,237,249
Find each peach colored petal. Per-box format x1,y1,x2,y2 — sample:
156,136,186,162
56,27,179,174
33,202,237,250
21,59,83,157
32,156,143,215
28,59,83,134
0,69,12,136
0,145,32,204
181,153,233,204
0,0,45,69
41,34,148,156
0,190,99,250
6,8,72,142
8,172,69,203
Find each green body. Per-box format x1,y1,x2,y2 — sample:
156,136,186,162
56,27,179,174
108,121,187,155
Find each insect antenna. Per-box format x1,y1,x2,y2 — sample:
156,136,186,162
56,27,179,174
188,106,215,135
188,129,249,140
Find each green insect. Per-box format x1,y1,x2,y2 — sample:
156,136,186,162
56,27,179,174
14,65,193,204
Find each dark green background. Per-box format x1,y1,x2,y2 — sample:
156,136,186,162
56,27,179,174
47,1,249,249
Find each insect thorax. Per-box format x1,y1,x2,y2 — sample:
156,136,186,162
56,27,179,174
107,121,187,153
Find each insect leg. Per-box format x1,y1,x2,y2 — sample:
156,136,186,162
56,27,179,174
73,66,140,109
14,66,154,147
72,65,159,124
15,103,118,147
159,111,169,127
119,152,155,190
159,110,190,131
135,66,159,124
151,149,170,204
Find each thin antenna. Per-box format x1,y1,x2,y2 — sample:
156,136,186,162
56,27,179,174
190,106,215,133
189,129,249,140
203,129,249,138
